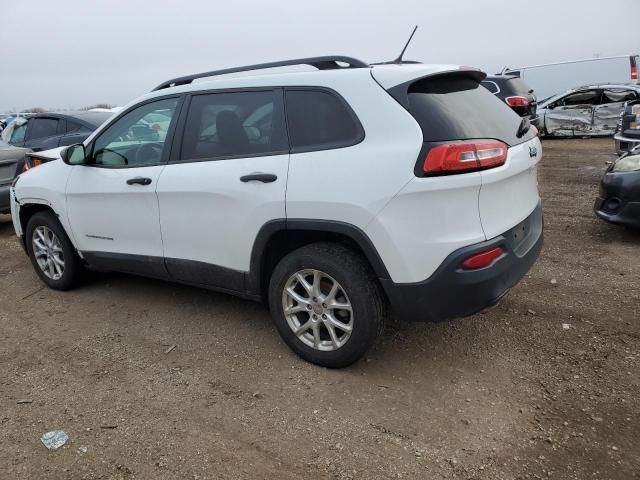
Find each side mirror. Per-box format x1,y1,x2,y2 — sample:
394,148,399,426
62,143,86,165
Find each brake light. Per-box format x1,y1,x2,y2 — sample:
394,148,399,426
505,96,529,107
31,158,42,168
423,140,507,175
632,65,638,80
462,246,504,270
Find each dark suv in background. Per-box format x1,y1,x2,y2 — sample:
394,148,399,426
3,111,113,152
482,75,539,129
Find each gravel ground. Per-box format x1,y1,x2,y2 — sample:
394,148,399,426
0,138,638,479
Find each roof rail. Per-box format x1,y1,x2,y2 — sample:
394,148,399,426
152,56,370,91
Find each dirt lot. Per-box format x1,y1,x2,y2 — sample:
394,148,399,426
1,138,638,479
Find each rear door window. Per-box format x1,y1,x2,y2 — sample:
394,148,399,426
180,90,287,161
406,73,532,146
285,89,364,153
28,118,59,140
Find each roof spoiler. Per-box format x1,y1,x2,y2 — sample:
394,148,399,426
152,56,370,91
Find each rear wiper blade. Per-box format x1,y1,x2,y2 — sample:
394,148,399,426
516,117,531,138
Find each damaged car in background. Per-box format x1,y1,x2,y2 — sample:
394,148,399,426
614,99,640,154
537,84,640,137
594,145,640,229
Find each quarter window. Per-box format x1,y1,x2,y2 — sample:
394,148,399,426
91,98,178,167
180,90,287,161
10,122,27,143
285,89,363,152
601,89,638,104
481,81,499,94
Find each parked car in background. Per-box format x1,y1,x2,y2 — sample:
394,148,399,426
501,55,639,100
10,56,543,368
536,84,640,137
614,99,640,154
594,146,640,229
481,75,538,128
2,111,113,152
0,140,31,214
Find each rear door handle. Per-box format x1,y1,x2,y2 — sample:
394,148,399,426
126,177,152,186
240,173,277,183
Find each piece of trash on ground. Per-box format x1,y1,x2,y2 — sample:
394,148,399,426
41,431,69,450
164,344,176,354
562,323,571,330
100,425,118,429
17,399,33,404
78,446,88,454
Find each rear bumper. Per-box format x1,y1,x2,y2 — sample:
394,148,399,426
381,202,543,322
0,184,10,214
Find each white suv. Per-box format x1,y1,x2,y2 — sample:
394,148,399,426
10,56,543,368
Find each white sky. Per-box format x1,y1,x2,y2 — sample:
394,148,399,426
1,0,639,111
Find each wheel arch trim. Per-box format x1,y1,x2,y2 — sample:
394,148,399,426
247,218,391,296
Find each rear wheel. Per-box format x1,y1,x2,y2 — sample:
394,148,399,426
26,211,83,290
268,242,387,368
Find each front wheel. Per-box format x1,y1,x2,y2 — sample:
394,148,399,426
268,242,387,368
25,211,83,290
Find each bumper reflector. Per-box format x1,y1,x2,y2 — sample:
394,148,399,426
462,246,504,270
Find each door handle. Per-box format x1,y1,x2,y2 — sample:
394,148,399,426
240,173,277,183
126,177,152,186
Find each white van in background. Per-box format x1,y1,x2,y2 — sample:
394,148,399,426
501,55,639,100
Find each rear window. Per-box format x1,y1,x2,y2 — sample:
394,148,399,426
407,74,533,146
506,78,533,96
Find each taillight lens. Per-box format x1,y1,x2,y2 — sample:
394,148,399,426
632,65,638,80
505,96,529,107
462,246,504,270
22,157,43,172
423,140,508,175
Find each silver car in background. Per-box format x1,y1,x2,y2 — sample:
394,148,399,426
537,84,640,137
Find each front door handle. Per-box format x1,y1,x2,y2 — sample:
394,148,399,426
240,173,277,183
126,177,152,186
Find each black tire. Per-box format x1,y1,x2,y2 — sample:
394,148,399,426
25,211,83,290
268,242,387,368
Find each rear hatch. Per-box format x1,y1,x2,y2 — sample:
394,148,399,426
384,70,541,240
504,77,537,119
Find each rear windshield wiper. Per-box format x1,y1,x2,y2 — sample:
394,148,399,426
516,117,531,138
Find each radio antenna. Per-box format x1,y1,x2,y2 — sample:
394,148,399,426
393,25,418,64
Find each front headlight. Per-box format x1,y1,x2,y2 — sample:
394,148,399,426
613,155,640,172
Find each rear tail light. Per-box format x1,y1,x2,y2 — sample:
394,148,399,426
505,96,530,107
462,246,504,270
423,140,507,175
21,157,43,172
632,65,638,80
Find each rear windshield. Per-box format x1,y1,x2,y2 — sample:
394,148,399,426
506,78,533,96
407,74,534,146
